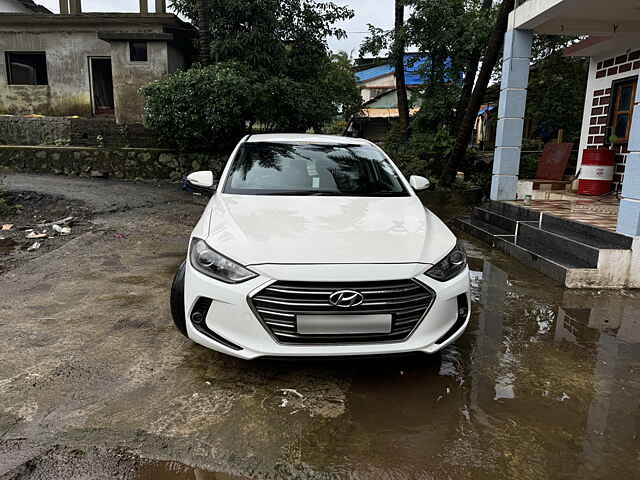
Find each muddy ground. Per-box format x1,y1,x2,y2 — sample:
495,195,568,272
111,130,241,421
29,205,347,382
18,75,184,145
0,191,94,275
0,173,639,480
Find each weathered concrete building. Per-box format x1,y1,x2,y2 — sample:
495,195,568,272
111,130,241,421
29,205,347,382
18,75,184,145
0,0,195,124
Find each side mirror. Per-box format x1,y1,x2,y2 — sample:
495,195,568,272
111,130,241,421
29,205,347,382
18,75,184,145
185,171,217,195
409,175,430,192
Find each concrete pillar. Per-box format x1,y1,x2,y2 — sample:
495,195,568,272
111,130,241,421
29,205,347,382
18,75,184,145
490,29,533,201
139,0,148,14
59,0,69,14
617,72,640,236
155,0,166,14
69,0,81,14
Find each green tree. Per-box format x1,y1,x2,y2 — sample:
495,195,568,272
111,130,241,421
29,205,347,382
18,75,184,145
142,0,359,150
393,0,410,139
526,52,588,143
170,0,352,79
408,0,495,132
360,0,495,133
440,0,515,186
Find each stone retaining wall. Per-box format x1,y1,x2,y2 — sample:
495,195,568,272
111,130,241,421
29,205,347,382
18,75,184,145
0,146,227,181
0,116,164,148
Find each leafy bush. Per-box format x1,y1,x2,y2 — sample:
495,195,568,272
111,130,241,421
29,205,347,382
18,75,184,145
141,54,361,151
141,63,255,151
383,126,455,181
381,126,492,192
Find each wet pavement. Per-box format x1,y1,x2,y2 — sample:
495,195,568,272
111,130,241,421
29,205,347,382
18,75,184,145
1,174,639,479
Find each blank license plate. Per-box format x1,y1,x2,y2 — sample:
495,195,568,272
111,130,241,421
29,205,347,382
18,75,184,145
297,314,392,335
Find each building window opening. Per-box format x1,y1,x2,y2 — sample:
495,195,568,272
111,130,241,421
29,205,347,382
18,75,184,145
6,52,48,85
129,41,148,62
609,78,637,143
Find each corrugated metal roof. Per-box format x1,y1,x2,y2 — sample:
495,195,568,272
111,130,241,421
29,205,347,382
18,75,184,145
355,54,427,85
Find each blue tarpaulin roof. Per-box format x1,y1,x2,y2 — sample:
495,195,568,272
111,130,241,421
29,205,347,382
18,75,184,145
355,54,428,86
477,105,496,116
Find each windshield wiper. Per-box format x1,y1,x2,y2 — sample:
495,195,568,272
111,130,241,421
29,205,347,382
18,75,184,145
256,190,407,197
260,190,341,196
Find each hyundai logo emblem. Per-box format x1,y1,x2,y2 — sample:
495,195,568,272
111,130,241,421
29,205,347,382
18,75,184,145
329,290,364,308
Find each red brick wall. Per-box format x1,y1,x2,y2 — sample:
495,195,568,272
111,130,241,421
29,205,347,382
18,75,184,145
587,49,640,191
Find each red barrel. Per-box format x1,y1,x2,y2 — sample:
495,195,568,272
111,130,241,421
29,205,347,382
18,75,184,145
578,148,615,196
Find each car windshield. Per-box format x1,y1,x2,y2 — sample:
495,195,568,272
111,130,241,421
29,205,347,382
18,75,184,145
223,142,409,196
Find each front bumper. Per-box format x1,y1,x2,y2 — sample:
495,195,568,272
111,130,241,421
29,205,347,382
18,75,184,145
183,263,471,360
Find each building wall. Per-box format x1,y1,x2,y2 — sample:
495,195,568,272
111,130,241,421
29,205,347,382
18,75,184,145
167,44,185,74
109,40,170,124
0,0,29,13
365,89,418,109
0,24,178,124
359,73,396,102
578,48,640,191
0,30,110,116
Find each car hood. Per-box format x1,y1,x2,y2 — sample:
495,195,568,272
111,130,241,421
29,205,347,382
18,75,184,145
202,194,456,266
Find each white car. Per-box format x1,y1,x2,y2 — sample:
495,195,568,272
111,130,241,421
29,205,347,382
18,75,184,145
171,134,470,360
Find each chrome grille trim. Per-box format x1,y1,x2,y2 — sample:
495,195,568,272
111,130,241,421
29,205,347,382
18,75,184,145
248,279,436,345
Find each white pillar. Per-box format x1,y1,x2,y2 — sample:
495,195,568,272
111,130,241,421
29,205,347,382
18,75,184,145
617,71,640,236
490,29,533,201
69,0,81,14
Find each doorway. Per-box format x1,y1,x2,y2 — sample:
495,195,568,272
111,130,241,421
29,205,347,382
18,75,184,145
89,57,114,115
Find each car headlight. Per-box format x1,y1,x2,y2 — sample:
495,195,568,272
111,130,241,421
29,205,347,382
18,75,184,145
189,238,258,283
425,241,467,281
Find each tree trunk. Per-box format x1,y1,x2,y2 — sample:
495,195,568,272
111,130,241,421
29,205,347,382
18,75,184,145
393,0,410,139
440,0,515,186
453,0,493,132
197,0,211,65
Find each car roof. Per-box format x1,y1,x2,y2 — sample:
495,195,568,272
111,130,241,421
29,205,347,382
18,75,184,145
245,133,371,145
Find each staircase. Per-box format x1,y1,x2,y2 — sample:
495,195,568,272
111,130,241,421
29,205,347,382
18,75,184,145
456,201,636,288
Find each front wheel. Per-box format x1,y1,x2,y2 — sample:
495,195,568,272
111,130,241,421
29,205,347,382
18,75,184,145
170,260,188,337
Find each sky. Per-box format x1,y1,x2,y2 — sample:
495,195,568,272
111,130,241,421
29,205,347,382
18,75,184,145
36,0,395,57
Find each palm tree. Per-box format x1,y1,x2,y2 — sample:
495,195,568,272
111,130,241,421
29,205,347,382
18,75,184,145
197,0,211,65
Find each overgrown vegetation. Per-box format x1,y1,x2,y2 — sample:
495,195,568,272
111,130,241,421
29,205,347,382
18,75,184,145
360,0,586,191
142,1,361,151
526,52,588,144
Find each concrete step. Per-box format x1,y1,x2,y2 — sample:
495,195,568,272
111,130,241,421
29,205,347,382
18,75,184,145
455,201,636,288
456,216,515,246
471,207,518,235
540,214,632,250
455,217,571,286
484,200,541,222
516,222,600,269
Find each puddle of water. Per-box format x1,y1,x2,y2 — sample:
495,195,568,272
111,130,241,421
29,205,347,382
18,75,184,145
3,230,640,479
137,461,249,480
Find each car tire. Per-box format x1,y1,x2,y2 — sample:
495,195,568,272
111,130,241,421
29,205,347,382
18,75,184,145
170,260,189,338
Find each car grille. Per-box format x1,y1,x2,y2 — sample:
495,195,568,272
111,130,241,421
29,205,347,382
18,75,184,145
249,279,435,344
